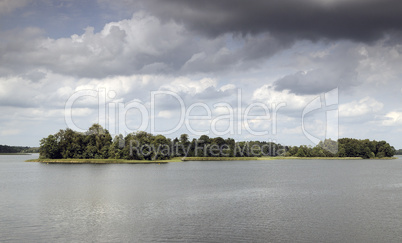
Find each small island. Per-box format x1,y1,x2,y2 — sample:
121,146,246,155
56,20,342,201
26,124,396,164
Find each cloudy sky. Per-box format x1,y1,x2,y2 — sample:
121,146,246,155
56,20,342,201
1,0,402,148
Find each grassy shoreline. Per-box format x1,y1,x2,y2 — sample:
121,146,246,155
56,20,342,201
25,156,397,164
284,156,363,160
182,156,396,161
25,158,182,164
1,153,32,155
181,157,268,161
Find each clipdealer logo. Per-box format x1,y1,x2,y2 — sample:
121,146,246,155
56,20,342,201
64,88,286,137
64,87,339,154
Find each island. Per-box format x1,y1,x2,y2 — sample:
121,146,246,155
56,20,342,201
25,124,396,164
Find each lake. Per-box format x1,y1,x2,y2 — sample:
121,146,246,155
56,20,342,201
1,154,402,242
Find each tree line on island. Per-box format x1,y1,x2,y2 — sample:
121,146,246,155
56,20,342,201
0,145,39,154
286,138,395,159
39,124,396,160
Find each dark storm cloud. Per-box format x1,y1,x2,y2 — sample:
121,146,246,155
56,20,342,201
273,42,363,95
273,68,358,95
143,0,402,42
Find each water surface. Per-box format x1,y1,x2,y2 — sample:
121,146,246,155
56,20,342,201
1,155,402,242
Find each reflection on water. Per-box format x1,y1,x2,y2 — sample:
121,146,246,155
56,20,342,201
1,154,402,242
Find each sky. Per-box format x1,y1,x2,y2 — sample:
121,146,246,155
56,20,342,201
1,0,402,148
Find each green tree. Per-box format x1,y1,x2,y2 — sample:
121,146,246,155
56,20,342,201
39,135,61,159
151,134,171,160
311,146,326,157
295,146,307,157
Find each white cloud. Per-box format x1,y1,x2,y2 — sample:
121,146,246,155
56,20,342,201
281,126,302,135
220,84,236,92
0,12,191,78
339,97,383,117
0,11,298,79
253,85,316,110
161,77,217,95
0,76,41,107
382,111,402,126
0,129,22,136
158,110,174,119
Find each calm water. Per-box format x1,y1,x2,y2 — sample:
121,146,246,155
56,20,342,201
1,155,402,242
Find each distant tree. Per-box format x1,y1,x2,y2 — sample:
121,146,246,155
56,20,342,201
39,135,61,159
199,135,210,144
377,141,395,157
38,124,396,160
337,143,347,157
286,146,298,157
180,134,189,145
152,134,171,160
311,146,326,157
395,149,402,155
295,146,309,157
0,145,33,153
109,135,124,159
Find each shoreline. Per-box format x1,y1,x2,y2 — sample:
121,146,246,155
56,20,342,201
1,153,33,155
25,158,181,164
25,156,397,164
